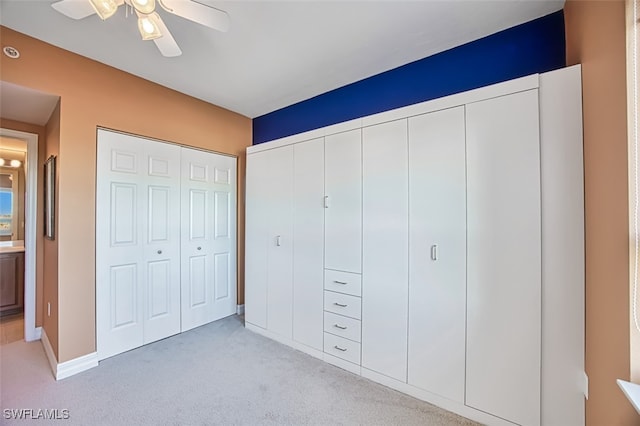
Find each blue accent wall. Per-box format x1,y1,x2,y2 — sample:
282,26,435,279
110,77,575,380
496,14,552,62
253,10,565,145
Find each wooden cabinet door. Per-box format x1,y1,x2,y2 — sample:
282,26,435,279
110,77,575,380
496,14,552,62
361,119,409,382
292,138,324,350
245,146,294,338
465,90,541,426
407,106,466,402
325,130,362,274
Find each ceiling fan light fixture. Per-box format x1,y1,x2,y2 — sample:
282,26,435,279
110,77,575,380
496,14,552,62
131,0,155,15
138,13,162,40
88,0,118,20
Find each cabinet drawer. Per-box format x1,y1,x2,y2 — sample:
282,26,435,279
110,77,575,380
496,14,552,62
324,311,361,342
324,269,361,296
324,291,361,320
324,333,361,365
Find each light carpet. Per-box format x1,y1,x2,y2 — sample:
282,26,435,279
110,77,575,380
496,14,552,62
0,315,480,425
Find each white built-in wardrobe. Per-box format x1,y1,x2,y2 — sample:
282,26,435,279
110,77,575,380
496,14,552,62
245,66,585,426
96,129,237,360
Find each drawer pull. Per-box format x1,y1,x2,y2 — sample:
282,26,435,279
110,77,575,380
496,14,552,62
333,324,347,330
333,280,348,285
334,345,347,352
333,302,348,307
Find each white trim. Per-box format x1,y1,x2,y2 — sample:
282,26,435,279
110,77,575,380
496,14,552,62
360,368,515,426
41,328,98,380
236,304,245,315
40,328,57,378
56,351,98,380
247,73,539,153
0,128,39,342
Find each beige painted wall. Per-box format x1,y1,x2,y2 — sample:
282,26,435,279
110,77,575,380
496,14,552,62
0,26,252,362
43,102,60,358
565,1,637,424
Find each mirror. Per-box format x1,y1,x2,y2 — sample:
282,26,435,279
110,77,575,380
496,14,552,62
0,148,26,242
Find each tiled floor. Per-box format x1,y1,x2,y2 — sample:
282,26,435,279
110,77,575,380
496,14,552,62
0,313,23,345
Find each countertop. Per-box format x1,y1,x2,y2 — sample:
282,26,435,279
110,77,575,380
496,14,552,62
0,240,25,254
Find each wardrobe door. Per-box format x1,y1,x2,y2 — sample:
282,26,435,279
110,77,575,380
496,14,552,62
407,106,466,402
325,130,362,274
361,119,409,381
465,90,541,426
292,138,325,350
265,146,295,337
244,150,270,329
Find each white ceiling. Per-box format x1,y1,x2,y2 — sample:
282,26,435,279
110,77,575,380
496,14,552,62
0,0,564,119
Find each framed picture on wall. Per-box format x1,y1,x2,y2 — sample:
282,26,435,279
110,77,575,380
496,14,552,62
44,155,55,240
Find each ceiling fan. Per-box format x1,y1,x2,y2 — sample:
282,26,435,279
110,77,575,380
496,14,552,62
51,0,230,57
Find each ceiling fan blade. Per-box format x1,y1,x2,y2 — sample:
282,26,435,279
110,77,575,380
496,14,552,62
51,0,97,19
159,0,230,32
151,14,182,57
52,0,125,19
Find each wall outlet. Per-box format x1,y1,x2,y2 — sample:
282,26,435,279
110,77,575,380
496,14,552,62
47,302,51,317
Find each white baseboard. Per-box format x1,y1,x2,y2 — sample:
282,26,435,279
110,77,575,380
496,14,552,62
26,326,42,342
41,329,58,379
40,329,98,380
236,304,245,315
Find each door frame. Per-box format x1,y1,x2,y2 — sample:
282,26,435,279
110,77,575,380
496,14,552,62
1,127,40,342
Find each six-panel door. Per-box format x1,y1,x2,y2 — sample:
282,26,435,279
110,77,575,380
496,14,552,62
180,147,237,332
96,130,182,360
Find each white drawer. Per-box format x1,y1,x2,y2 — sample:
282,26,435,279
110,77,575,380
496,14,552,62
324,311,361,342
324,332,361,365
324,291,361,320
324,269,362,296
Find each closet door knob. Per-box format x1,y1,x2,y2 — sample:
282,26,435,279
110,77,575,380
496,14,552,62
197,246,202,251
157,250,162,254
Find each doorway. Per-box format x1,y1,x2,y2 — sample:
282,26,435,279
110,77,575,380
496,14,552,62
0,128,39,343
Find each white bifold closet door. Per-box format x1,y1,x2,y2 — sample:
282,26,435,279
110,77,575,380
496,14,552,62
465,90,541,426
97,130,237,360
96,130,182,360
180,147,237,332
407,106,467,402
361,119,409,381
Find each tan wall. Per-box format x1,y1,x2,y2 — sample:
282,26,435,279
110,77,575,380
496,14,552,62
43,102,60,359
0,26,252,362
0,118,46,329
565,1,636,424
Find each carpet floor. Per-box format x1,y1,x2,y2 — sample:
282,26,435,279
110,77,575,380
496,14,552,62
0,315,480,425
